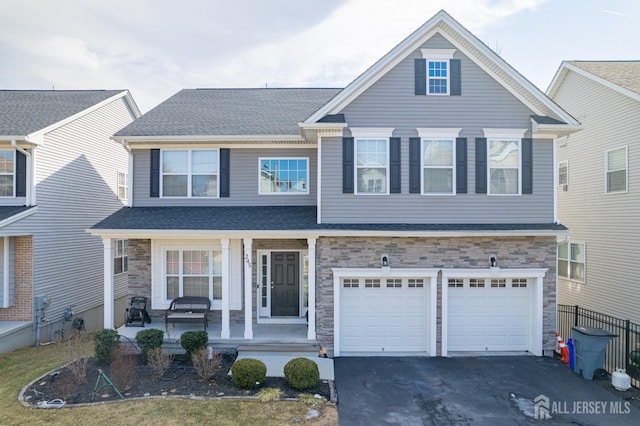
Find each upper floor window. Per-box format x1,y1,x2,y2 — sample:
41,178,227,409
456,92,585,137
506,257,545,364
421,49,455,95
259,158,309,194
356,139,388,194
558,241,585,282
484,129,526,195
0,150,15,197
419,128,460,195
117,171,127,200
605,146,627,193
114,239,128,275
558,161,568,186
161,149,219,198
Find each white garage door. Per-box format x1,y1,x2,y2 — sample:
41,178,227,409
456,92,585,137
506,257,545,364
448,277,532,352
340,277,429,353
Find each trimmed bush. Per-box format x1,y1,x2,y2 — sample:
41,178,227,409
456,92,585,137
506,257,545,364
180,331,208,360
135,328,164,362
283,357,319,390
231,358,267,389
93,328,120,364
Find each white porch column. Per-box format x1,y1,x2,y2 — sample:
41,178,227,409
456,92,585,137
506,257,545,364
221,238,231,339
103,238,114,329
243,238,253,339
307,238,316,340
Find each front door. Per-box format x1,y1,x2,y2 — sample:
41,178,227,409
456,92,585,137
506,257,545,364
271,252,299,316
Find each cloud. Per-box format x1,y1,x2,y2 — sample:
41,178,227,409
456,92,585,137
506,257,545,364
603,9,631,17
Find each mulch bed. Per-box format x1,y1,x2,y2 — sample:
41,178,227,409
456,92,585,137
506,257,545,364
22,350,331,406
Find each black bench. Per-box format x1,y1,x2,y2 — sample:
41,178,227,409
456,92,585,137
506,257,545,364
164,296,211,332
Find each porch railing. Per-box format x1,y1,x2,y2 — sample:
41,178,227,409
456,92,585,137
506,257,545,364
558,304,640,388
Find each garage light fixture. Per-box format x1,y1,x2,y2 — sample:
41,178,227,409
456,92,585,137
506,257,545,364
381,255,389,267
490,256,497,268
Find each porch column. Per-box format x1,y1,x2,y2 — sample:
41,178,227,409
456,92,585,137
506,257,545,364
243,238,253,339
221,239,231,338
307,238,316,340
103,238,114,329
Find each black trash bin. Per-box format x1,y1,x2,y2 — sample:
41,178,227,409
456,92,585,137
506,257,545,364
571,326,616,380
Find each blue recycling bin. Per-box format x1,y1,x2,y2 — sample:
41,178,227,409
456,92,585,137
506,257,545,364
571,326,616,380
567,338,574,370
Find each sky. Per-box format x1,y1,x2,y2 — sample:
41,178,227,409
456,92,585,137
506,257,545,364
1,0,640,113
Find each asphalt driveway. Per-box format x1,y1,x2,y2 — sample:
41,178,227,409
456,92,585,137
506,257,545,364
334,356,639,425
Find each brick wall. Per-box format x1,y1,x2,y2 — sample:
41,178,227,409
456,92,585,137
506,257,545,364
0,236,33,321
316,236,557,354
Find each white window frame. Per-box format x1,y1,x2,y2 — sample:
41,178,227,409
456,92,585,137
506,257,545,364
117,171,128,200
605,146,628,194
484,129,527,196
114,239,128,275
558,160,568,186
0,150,15,198
558,240,586,283
417,128,461,195
258,157,309,195
351,128,394,195
421,49,455,96
160,149,220,198
163,245,222,303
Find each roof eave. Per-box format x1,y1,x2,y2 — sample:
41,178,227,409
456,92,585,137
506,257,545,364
531,122,583,139
114,134,307,144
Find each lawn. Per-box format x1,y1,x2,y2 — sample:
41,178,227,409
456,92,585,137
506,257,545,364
0,337,338,425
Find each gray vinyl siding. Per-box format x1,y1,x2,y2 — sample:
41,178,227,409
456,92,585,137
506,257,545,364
553,70,640,324
1,97,135,321
132,147,317,206
321,136,554,223
320,34,554,224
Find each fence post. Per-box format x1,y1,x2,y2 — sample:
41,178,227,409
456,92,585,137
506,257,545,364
625,319,630,372
574,305,579,327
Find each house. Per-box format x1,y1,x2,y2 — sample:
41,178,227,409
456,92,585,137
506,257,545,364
547,61,640,324
92,10,580,357
0,90,140,353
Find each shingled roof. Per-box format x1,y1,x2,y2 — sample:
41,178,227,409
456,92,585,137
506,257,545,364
114,88,342,137
568,61,640,96
0,90,126,136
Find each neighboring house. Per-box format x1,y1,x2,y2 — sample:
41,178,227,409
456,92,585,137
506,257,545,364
0,90,140,353
92,10,580,357
547,61,640,324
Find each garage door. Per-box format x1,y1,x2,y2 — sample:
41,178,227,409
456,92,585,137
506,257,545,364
447,277,532,352
340,277,429,353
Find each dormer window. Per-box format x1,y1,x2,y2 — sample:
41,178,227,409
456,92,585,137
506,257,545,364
415,49,460,96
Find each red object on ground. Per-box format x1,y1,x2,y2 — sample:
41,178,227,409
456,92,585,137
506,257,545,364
556,332,570,365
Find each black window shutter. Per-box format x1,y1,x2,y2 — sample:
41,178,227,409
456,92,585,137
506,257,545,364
415,58,427,96
342,137,354,194
150,149,160,197
522,138,533,194
475,138,487,194
409,137,421,193
220,148,230,197
15,151,26,197
389,137,401,193
455,137,467,193
450,59,461,96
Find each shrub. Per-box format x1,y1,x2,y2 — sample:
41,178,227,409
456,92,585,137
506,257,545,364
147,347,174,379
180,331,208,360
135,328,164,362
109,344,137,391
256,387,283,402
66,332,88,385
192,347,222,380
93,328,120,364
283,357,319,390
231,358,267,389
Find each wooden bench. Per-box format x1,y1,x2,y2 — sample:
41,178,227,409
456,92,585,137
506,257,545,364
164,296,211,332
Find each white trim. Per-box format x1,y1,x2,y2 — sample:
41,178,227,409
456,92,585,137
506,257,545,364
421,48,455,59
117,134,306,144
420,49,456,96
2,237,9,308
441,267,547,357
483,131,525,196
557,160,569,187
349,127,394,139
332,267,438,357
416,128,461,139
558,240,586,283
0,206,37,229
482,128,527,139
317,136,322,224
243,238,253,339
353,133,392,195
307,238,316,340
258,157,310,195
103,238,115,329
221,239,230,338
605,145,628,194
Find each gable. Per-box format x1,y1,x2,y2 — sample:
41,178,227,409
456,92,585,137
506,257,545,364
338,33,535,132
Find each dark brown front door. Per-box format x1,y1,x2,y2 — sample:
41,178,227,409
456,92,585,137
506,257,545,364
271,252,299,316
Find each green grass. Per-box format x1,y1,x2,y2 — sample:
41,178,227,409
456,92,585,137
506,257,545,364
0,336,337,425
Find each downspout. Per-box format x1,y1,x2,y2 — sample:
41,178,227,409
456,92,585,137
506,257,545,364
11,140,32,206
120,139,133,207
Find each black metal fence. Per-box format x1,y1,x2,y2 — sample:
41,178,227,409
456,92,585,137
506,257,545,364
558,304,640,388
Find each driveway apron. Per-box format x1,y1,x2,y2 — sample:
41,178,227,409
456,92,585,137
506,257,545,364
334,356,640,425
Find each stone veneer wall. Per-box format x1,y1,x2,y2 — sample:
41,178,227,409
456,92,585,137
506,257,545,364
0,236,33,321
315,236,557,355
